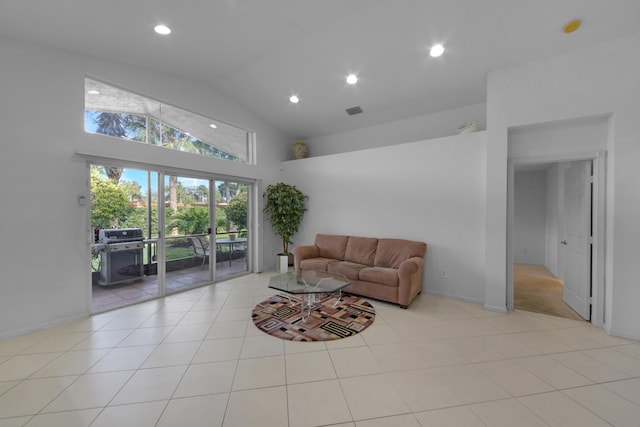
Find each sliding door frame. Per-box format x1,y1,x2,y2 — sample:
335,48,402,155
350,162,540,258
86,156,257,311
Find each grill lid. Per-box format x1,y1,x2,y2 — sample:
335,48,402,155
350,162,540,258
99,228,144,243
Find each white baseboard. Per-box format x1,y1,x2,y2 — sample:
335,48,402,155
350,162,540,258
0,312,90,341
483,304,508,314
606,327,640,341
423,289,485,306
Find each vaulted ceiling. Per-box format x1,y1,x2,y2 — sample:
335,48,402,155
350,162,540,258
1,1,639,140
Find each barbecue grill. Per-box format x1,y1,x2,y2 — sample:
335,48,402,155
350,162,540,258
97,228,145,286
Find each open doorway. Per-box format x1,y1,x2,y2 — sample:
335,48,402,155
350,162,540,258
511,156,604,323
506,116,608,327
513,163,586,320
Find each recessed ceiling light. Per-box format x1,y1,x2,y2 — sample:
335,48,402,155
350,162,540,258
290,95,300,104
87,89,100,95
209,123,218,129
154,24,171,35
346,74,358,85
563,19,581,34
429,44,445,57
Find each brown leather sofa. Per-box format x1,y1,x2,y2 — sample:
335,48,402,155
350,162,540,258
293,234,427,308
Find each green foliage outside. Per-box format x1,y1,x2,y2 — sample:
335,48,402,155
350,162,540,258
87,110,242,162
90,167,158,233
90,168,129,229
216,209,229,232
89,110,250,267
167,207,210,235
124,206,158,236
91,160,249,267
226,191,248,232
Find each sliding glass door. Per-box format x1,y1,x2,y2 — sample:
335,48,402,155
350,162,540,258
164,174,213,294
214,180,250,281
90,165,160,312
90,162,254,312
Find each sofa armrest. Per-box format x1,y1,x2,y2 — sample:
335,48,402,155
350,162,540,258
292,245,320,274
397,257,425,308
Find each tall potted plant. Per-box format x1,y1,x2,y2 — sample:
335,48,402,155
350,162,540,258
263,182,308,272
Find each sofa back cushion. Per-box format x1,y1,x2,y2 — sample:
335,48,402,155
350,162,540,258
344,236,378,266
314,234,349,260
374,238,426,269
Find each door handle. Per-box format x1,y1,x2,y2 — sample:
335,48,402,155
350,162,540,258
560,240,567,245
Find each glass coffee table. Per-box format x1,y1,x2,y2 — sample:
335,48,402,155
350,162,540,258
269,270,351,321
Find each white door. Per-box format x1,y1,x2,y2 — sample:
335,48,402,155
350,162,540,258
561,161,591,320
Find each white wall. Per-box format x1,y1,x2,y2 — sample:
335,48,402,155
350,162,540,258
282,131,487,304
486,32,640,339
513,171,547,264
304,103,485,157
0,37,287,338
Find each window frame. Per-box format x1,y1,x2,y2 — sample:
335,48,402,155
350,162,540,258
84,78,256,164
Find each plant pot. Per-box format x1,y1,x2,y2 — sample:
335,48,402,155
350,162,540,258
228,233,236,241
277,254,289,273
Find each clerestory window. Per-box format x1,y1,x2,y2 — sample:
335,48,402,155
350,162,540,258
84,78,254,164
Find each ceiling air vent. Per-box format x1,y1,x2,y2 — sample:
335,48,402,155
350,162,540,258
345,106,363,116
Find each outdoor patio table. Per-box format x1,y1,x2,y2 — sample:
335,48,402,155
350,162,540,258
216,237,247,267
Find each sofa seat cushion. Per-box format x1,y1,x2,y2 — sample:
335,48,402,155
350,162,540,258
327,261,367,281
300,257,339,272
359,266,399,287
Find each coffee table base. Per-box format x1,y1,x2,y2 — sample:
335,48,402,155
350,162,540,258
268,271,351,322
293,289,344,322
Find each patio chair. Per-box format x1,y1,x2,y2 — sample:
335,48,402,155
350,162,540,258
230,240,248,268
187,236,209,269
215,243,225,266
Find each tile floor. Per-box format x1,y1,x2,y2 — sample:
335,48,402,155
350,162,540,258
1,272,640,426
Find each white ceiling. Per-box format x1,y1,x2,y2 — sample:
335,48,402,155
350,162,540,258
2,1,639,140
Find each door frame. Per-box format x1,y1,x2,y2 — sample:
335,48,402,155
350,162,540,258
507,150,606,327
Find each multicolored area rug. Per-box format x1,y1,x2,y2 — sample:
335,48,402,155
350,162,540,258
252,293,375,341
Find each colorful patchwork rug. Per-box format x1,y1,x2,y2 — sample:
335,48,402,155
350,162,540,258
251,293,375,341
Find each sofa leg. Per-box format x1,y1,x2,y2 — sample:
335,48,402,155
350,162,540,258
400,304,408,309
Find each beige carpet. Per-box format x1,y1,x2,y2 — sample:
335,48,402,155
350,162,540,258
514,263,584,321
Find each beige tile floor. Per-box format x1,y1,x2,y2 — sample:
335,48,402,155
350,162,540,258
1,272,640,426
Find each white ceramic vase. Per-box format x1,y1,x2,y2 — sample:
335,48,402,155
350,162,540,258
292,140,308,159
